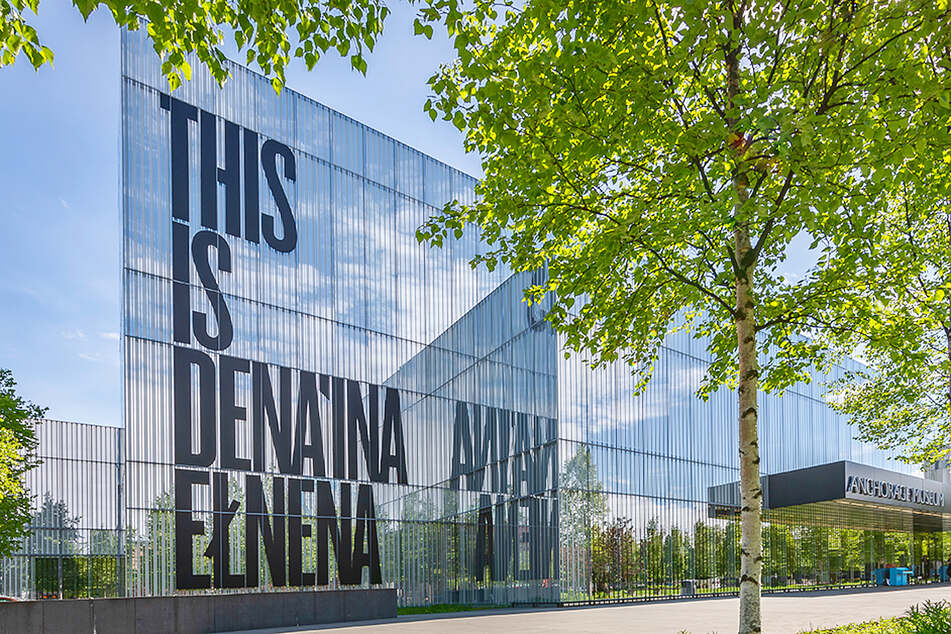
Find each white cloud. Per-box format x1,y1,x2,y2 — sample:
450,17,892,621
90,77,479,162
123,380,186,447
61,328,87,340
99,332,120,341
77,351,120,367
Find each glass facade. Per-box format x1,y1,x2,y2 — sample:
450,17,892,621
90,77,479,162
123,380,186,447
0,420,122,599
2,29,950,606
119,27,557,604
557,329,946,602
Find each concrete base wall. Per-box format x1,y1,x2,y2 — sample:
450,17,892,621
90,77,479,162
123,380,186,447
0,588,396,633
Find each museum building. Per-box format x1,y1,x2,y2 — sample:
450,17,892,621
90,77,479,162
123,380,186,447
1,30,950,606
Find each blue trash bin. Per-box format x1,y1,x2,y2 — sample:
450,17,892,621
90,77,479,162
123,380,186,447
890,568,912,586
873,568,911,586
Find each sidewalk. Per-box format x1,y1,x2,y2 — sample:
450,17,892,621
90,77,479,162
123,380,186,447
230,584,951,634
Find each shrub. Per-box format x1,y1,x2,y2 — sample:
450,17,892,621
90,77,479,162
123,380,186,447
905,601,951,634
807,601,951,634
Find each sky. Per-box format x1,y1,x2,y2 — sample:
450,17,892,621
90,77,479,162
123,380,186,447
0,2,479,427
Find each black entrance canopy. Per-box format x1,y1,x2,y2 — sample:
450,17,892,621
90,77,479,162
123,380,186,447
709,461,951,532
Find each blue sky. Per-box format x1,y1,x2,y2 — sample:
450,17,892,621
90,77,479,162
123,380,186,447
0,3,479,426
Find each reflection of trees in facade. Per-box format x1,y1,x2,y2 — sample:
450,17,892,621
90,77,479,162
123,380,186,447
380,487,520,605
563,453,951,602
641,519,665,585
25,495,122,599
591,517,637,594
30,494,80,556
0,420,124,599
693,520,722,581
389,492,511,603
380,481,562,606
126,491,175,596
380,493,452,605
129,479,494,602
559,448,606,598
125,477,951,603
664,526,689,584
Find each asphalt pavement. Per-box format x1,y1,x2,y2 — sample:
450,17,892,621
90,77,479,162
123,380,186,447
229,584,951,634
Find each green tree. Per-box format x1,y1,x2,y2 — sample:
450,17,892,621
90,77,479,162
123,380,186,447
719,520,741,586
640,518,666,586
31,493,80,555
125,491,176,595
830,157,951,465
591,517,638,595
379,493,449,604
559,447,607,545
693,520,721,581
559,447,607,598
665,526,689,584
0,368,43,558
416,1,951,630
2,0,389,90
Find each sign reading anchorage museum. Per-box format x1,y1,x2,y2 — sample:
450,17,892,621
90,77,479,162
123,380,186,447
121,32,558,597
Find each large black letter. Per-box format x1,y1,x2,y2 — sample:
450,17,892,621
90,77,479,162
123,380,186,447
252,363,294,473
288,478,315,586
260,139,297,252
337,483,355,584
175,468,211,590
199,109,218,230
198,112,240,235
329,376,346,480
161,93,197,223
205,471,245,588
379,388,408,485
347,381,379,482
474,494,493,581
352,484,382,584
512,413,533,497
191,230,234,351
476,408,499,493
244,128,260,244
172,221,191,344
174,346,216,467
315,479,350,585
295,371,326,477
450,401,472,490
245,475,286,587
470,405,492,492
220,355,251,470
495,410,512,493
221,120,241,236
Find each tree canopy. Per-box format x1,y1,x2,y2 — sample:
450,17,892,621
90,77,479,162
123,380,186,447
419,0,950,395
0,368,43,558
415,1,951,630
830,145,951,466
2,0,390,90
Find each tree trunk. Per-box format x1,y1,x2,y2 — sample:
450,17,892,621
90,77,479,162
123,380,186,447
735,227,762,634
725,3,761,631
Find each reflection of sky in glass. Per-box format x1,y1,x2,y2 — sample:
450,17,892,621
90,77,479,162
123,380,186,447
560,330,916,506
118,27,559,601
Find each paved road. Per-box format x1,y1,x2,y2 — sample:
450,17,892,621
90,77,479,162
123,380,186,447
232,585,951,634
